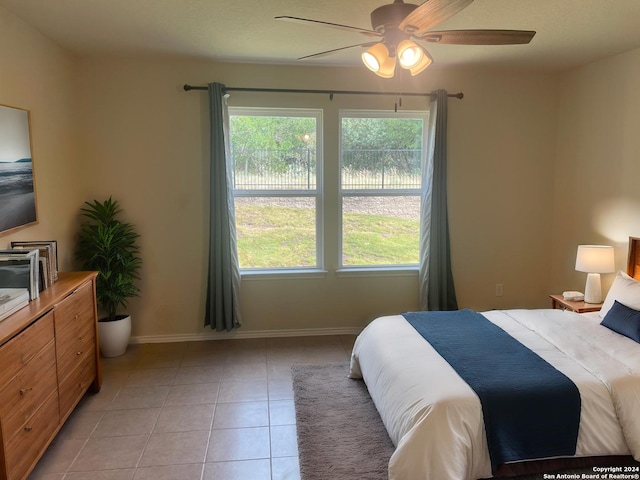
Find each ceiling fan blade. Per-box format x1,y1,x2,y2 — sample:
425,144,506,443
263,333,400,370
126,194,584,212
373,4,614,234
399,0,474,34
298,42,378,60
419,29,536,45
275,16,381,38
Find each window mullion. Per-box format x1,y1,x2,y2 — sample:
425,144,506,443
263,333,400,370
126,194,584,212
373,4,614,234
234,190,317,197
341,189,420,197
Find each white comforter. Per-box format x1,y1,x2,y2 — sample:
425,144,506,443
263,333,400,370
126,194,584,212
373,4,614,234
349,309,640,480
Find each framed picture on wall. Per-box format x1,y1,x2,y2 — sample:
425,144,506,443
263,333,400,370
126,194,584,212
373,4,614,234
0,104,38,236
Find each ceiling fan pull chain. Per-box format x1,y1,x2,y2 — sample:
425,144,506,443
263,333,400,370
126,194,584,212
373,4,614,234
393,95,402,112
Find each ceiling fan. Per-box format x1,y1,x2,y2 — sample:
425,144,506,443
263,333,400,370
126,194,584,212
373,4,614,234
276,0,536,78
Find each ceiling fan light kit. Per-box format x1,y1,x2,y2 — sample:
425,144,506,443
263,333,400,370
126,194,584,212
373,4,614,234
277,0,536,79
363,39,432,77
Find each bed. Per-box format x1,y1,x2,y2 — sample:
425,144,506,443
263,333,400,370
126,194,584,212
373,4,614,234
349,236,640,480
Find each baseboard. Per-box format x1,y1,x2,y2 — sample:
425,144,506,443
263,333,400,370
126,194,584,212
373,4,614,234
130,326,362,344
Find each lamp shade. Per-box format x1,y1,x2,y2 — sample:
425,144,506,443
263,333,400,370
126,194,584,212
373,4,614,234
362,43,395,77
397,40,423,69
408,48,433,76
575,245,615,273
376,53,396,78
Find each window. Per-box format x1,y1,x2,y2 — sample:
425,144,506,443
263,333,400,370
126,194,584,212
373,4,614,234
229,108,322,271
339,110,427,268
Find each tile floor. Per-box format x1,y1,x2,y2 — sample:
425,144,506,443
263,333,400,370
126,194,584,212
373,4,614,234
28,334,357,480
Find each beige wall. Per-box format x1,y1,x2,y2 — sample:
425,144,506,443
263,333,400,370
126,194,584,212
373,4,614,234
1,4,564,341
74,58,559,340
446,68,559,310
0,7,82,270
551,47,640,294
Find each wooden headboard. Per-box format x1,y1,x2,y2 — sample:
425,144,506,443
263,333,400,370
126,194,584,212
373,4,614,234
628,236,640,280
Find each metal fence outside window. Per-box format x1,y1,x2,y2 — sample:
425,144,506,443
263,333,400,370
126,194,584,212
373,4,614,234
342,149,421,189
231,147,421,190
231,146,316,190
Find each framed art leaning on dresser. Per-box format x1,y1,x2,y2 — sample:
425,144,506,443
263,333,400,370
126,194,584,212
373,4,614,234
0,104,38,236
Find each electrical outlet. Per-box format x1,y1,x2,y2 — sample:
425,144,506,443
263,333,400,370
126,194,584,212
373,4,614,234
495,284,504,297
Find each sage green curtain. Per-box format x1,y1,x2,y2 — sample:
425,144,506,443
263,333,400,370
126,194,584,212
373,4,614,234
419,89,458,311
204,82,242,331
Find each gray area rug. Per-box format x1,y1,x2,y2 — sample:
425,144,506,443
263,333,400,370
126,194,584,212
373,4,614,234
292,363,638,480
292,363,394,480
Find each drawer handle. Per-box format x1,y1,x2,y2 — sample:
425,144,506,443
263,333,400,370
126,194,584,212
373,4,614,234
19,387,33,396
24,426,32,432
76,351,83,356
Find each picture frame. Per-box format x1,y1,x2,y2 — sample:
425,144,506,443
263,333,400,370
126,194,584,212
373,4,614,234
10,240,58,286
0,249,39,300
0,104,38,236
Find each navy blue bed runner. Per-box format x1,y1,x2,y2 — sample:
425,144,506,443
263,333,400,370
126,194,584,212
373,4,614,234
403,309,581,472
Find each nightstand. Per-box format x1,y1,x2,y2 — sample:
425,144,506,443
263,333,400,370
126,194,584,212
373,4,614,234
549,294,602,313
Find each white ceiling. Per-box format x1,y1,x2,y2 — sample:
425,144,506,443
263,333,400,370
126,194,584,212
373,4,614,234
2,0,640,72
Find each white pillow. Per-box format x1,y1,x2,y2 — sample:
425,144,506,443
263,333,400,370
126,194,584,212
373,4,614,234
600,270,640,318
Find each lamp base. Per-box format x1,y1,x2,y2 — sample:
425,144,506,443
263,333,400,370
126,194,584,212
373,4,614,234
584,273,603,304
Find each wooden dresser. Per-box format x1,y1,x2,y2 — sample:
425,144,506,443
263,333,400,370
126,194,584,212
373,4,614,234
0,271,101,480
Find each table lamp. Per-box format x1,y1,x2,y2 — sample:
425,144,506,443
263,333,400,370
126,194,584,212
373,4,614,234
575,245,615,304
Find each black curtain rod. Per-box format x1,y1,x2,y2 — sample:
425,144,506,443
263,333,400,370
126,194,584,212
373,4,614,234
183,84,463,100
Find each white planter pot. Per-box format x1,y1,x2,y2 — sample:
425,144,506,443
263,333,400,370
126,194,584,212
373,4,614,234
98,314,131,357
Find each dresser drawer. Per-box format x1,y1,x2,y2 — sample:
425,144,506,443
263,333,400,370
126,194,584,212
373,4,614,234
0,312,55,387
59,346,96,417
53,280,95,337
5,390,59,480
0,340,58,442
56,315,95,382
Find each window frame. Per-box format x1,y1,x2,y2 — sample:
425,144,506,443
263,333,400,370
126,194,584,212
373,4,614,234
338,109,429,271
228,107,324,275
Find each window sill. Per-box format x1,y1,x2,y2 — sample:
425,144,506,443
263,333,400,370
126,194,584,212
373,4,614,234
336,266,419,278
240,267,418,280
240,269,328,280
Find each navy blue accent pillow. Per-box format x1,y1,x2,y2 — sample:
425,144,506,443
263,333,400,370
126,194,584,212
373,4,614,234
601,300,640,343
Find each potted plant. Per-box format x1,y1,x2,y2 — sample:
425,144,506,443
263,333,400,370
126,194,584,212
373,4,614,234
75,197,142,357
